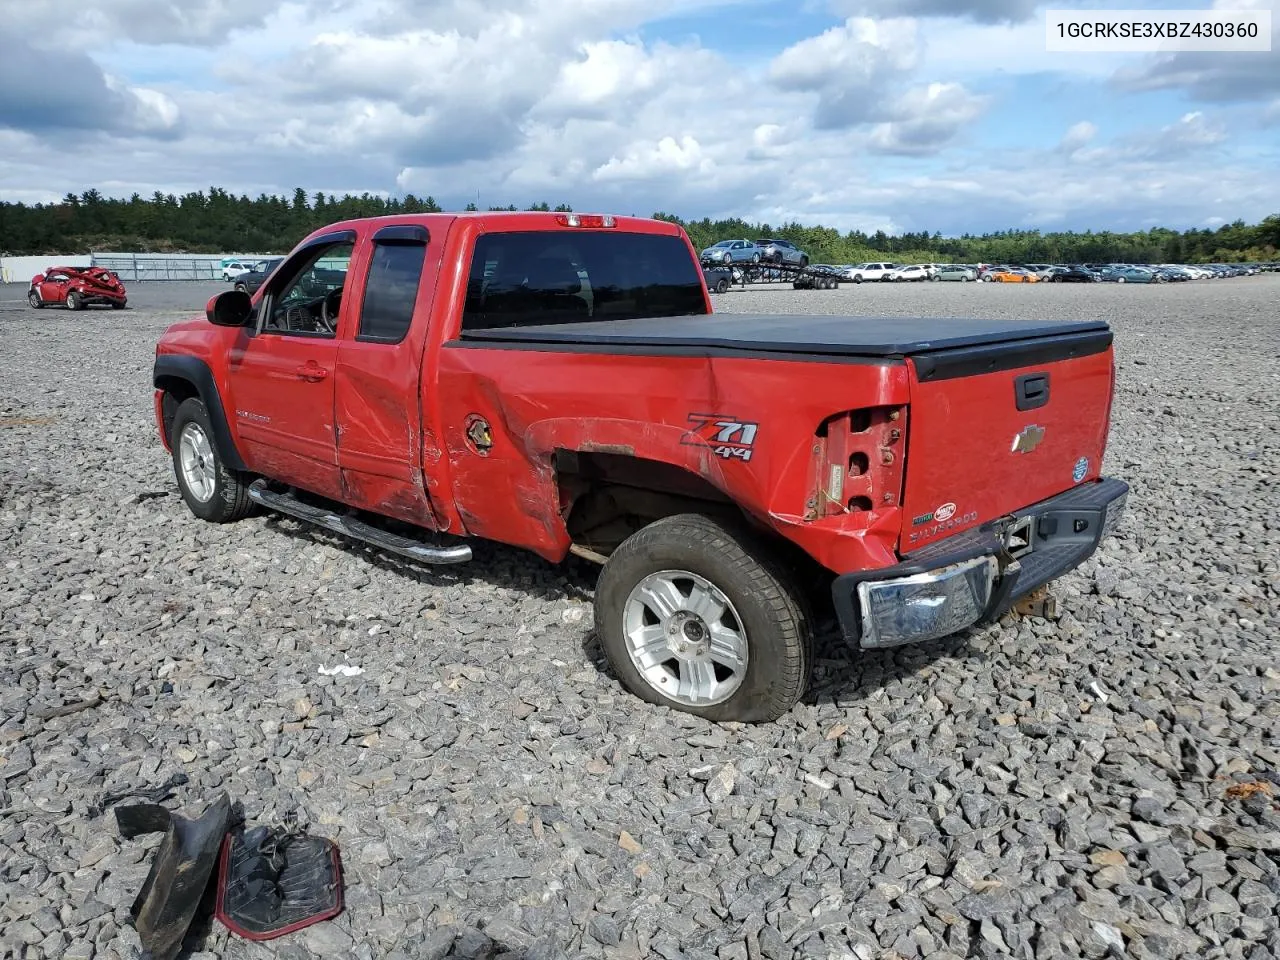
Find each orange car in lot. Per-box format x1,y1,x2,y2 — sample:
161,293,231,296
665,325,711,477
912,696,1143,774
981,266,1039,283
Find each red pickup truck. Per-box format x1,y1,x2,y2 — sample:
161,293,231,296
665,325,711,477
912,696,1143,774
153,212,1128,722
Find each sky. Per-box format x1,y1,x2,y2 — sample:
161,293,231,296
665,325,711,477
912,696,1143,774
0,0,1276,236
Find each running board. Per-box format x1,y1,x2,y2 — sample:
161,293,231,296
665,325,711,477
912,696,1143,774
248,480,472,565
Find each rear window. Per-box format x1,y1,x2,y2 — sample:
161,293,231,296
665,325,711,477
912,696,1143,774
462,231,707,330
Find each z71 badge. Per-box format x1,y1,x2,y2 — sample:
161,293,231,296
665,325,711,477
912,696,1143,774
681,413,759,462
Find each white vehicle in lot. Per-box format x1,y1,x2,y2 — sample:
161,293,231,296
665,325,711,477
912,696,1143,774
221,260,251,281
885,264,931,282
845,262,900,283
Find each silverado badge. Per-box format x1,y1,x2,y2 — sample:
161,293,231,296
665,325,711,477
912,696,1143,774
1011,424,1046,454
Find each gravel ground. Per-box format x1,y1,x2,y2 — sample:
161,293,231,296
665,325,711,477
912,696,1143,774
1,276,1278,960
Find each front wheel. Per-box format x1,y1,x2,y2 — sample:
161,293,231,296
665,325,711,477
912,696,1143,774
715,278,729,294
799,256,809,267
235,283,248,294
170,398,254,523
111,300,126,310
28,291,43,308
751,253,761,264
853,275,863,283
65,291,82,310
594,514,812,723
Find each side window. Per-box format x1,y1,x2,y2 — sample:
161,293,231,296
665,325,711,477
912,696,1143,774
357,241,427,343
261,242,353,338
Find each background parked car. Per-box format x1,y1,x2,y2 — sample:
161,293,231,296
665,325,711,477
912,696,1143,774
232,257,285,296
221,260,251,281
27,266,127,310
933,264,978,281
846,262,900,282
700,239,761,264
703,265,735,293
1098,265,1155,283
982,265,1037,283
1046,266,1100,282
886,264,930,282
755,238,809,266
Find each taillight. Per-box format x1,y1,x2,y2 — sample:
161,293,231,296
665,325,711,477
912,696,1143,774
804,405,908,520
556,214,615,228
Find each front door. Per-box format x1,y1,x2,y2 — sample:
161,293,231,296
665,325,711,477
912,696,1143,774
333,225,443,527
225,238,355,499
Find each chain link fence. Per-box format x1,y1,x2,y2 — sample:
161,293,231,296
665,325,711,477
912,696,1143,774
88,253,276,282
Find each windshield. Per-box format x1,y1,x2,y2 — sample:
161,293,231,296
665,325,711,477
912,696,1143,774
463,231,708,330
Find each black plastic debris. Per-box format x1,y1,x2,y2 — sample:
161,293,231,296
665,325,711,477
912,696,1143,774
215,822,344,940
128,793,231,960
111,794,345,955
91,771,190,818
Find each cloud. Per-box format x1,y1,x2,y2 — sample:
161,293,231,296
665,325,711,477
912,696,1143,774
1112,0,1280,102
770,18,920,128
0,38,181,138
0,0,294,46
868,82,988,155
829,0,1042,24
1058,120,1098,153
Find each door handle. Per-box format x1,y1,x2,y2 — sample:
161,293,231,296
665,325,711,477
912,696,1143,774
295,362,329,382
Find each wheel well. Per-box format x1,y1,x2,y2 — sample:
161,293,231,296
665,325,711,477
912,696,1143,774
556,449,834,612
156,376,200,446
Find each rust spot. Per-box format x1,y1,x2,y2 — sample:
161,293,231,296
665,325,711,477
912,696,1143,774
579,442,635,456
1225,781,1273,801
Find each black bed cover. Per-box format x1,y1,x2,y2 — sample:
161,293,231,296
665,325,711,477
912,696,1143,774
459,314,1111,358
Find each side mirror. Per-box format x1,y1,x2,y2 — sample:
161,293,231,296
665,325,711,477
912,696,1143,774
206,290,254,327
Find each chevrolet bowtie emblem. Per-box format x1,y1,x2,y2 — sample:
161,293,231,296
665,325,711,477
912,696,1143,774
1012,424,1046,454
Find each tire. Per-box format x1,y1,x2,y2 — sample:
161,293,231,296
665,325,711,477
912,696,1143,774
751,253,761,264
799,256,809,268
982,275,994,282
65,291,82,310
170,397,253,523
1117,277,1126,283
930,275,940,282
715,278,729,294
853,275,863,284
28,290,43,309
235,283,248,294
112,300,126,310
594,514,812,723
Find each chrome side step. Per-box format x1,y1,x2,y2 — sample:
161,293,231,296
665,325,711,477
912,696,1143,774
248,480,472,565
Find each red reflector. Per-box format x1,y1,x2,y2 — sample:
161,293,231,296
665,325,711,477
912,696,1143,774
555,214,615,228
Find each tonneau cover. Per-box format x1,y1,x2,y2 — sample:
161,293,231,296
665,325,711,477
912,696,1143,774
459,314,1111,357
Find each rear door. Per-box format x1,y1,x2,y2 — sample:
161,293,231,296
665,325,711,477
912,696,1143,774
899,334,1115,550
333,224,446,528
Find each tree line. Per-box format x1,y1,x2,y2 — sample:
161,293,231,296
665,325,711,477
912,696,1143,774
0,187,1276,264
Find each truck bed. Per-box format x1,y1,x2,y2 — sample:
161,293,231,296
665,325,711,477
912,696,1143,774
459,314,1111,360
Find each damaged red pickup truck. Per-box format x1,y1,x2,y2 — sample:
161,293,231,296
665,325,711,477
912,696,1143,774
153,212,1128,722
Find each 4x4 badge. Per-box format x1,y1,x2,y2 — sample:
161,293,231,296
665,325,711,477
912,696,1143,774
1011,424,1046,454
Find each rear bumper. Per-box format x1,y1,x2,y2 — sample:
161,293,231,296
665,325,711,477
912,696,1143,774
832,477,1129,649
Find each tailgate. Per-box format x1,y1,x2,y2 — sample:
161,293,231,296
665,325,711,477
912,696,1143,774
901,329,1115,550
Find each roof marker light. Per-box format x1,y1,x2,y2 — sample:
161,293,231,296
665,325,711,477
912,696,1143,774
555,214,616,228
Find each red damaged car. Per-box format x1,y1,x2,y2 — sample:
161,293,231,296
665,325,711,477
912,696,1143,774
28,266,128,310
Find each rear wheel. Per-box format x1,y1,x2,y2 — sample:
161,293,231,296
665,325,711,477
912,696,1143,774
715,278,729,294
594,514,812,723
170,398,253,523
235,283,248,294
112,300,126,310
27,291,43,308
799,256,809,267
65,291,82,310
